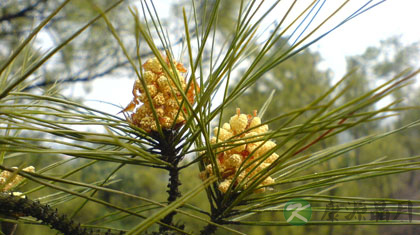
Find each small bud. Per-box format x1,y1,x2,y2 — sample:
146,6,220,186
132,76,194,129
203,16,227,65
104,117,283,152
225,154,242,168
213,127,233,141
218,180,232,193
230,113,248,134
0,166,35,192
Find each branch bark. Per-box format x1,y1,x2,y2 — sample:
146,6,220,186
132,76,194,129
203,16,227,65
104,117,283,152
0,0,45,22
0,193,124,235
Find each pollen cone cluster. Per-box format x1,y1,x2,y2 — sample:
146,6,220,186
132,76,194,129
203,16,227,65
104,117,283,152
201,109,278,193
124,57,197,132
0,166,35,192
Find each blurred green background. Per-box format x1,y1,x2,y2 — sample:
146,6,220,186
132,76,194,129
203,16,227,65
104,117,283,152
1,0,419,234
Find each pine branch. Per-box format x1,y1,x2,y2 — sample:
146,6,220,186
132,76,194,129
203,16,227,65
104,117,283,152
149,130,185,233
0,193,124,235
199,224,217,235
0,0,45,22
198,193,239,235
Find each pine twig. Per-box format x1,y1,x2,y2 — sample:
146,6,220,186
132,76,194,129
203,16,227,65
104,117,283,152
0,193,124,235
149,130,185,233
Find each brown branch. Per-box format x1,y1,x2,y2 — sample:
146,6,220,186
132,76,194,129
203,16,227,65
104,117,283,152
21,31,197,91
0,193,124,235
0,0,45,22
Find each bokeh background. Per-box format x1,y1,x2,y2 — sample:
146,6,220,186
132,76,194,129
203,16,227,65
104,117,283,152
1,0,419,234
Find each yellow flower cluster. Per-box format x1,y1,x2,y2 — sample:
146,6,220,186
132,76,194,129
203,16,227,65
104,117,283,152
124,57,197,132
0,166,35,192
201,109,278,193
